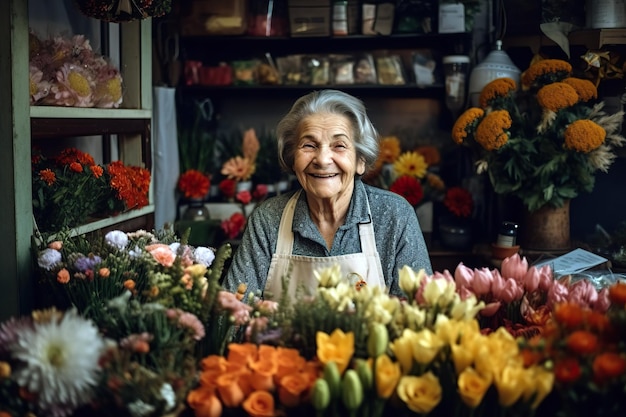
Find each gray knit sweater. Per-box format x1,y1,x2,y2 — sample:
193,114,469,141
223,179,433,297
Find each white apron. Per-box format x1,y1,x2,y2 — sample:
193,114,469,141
264,191,385,300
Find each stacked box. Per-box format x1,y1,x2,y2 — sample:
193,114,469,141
288,0,331,37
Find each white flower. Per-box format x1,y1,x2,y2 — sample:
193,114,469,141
128,244,144,259
128,399,156,417
11,309,105,413
314,263,342,288
107,290,132,312
160,382,176,411
398,266,426,297
105,230,129,250
37,248,62,270
169,242,181,253
194,246,215,267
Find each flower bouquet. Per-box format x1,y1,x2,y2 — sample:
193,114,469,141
29,31,123,108
452,57,626,212
32,147,151,234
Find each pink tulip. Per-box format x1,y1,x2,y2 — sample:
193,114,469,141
568,279,598,307
537,265,553,292
593,287,611,313
500,277,524,303
432,269,454,283
523,267,541,293
454,263,474,290
458,286,476,301
490,269,505,298
547,281,569,307
480,301,502,317
471,267,493,296
500,253,529,282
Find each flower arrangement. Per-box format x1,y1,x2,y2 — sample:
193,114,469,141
452,58,626,211
219,183,269,240
73,0,172,22
178,169,211,200
363,136,446,208
29,31,123,108
219,128,260,183
32,147,151,233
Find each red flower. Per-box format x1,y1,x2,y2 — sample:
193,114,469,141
554,357,582,383
236,190,252,205
444,186,473,218
39,169,56,186
178,169,210,199
69,162,83,173
219,178,237,199
253,184,268,201
221,212,246,239
389,175,424,206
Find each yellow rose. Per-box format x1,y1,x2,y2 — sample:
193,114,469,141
396,372,442,414
411,328,444,365
374,354,401,399
389,329,417,374
457,367,492,408
451,344,475,375
316,329,355,374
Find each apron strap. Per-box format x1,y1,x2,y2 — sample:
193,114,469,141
275,190,301,255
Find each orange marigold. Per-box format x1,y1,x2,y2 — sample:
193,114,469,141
522,59,572,88
553,302,585,328
566,330,598,355
562,77,598,102
478,77,517,108
536,82,578,112
608,282,626,306
592,352,626,383
90,165,104,178
69,161,83,173
564,119,606,153
475,109,512,150
39,168,56,185
451,107,484,144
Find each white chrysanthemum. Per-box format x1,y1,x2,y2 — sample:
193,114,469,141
194,246,215,267
105,230,129,250
160,382,176,411
37,248,62,270
11,309,104,412
128,399,156,417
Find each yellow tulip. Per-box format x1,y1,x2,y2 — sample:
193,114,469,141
494,364,526,407
374,354,401,399
396,372,442,414
528,366,555,409
457,367,492,408
398,265,426,298
389,329,416,374
451,344,475,375
316,329,355,374
411,328,444,365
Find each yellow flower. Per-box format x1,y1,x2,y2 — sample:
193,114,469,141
374,354,401,399
536,82,578,112
494,364,526,407
389,329,417,374
451,343,475,375
398,265,427,299
562,77,598,102
526,366,555,409
68,70,91,97
458,366,492,408
452,107,484,144
314,264,342,288
221,156,256,181
411,328,444,365
475,110,512,150
316,329,355,374
393,151,428,178
422,278,456,308
564,119,606,153
396,372,442,414
379,136,402,163
479,77,517,108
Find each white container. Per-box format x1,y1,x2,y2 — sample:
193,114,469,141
468,40,520,107
587,0,626,29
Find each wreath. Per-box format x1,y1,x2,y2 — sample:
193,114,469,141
74,0,172,22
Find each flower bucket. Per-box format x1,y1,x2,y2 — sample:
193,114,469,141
520,199,571,251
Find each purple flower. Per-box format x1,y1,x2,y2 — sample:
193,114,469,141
74,254,102,272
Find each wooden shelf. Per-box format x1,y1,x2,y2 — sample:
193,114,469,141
503,28,626,52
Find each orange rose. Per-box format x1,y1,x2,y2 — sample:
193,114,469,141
593,352,626,383
201,355,228,372
316,329,355,374
275,347,306,382
216,372,245,408
228,342,259,365
145,243,176,267
278,372,311,407
249,359,278,392
566,330,598,355
242,390,276,417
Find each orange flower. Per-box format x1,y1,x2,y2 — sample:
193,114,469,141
242,390,276,417
90,164,104,178
379,136,402,163
536,82,578,112
278,372,311,407
39,168,56,185
69,161,83,173
123,279,136,291
415,145,441,166
562,77,598,102
227,342,259,365
592,352,626,382
521,58,572,88
275,347,307,382
221,156,256,182
316,329,355,374
145,243,176,267
451,107,484,144
553,302,585,329
56,268,70,284
564,119,605,153
216,372,245,408
554,357,581,383
249,359,278,392
242,128,260,161
608,282,626,306
566,330,598,355
178,169,210,199
202,355,229,372
98,267,110,278
475,109,511,150
479,77,517,108
187,386,222,417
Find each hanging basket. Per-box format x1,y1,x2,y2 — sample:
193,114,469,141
73,0,172,22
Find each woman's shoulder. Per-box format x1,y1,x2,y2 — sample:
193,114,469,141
249,191,295,221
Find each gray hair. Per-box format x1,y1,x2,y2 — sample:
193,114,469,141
276,89,380,175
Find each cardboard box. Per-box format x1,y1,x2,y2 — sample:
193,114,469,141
180,0,248,36
288,5,331,37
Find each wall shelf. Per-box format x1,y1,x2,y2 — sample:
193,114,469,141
503,28,626,53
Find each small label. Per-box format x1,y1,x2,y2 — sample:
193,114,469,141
439,3,465,33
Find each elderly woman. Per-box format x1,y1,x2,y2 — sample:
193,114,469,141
224,89,432,299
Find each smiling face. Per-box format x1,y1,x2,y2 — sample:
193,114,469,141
293,112,365,203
